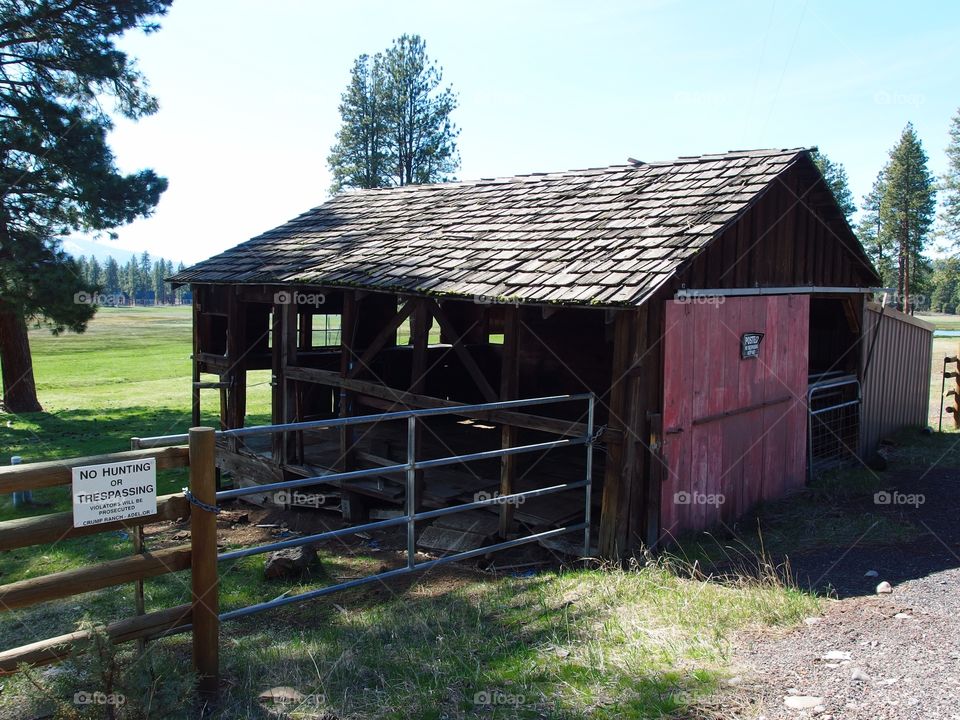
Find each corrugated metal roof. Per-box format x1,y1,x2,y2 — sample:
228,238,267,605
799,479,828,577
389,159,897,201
172,148,816,306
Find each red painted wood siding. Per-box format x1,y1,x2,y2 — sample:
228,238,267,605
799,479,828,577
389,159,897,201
660,295,809,538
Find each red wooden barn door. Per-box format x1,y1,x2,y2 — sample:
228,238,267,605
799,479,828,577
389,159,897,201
660,295,809,539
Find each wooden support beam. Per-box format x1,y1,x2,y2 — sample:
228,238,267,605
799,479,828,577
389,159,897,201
430,301,498,402
287,365,613,441
192,293,201,427
0,494,189,552
280,299,299,464
410,300,431,510
338,291,367,521
599,311,633,558
271,304,284,462
0,447,189,494
347,300,414,379
499,306,521,538
0,545,191,611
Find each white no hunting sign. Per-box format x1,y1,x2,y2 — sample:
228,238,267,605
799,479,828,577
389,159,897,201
71,458,157,527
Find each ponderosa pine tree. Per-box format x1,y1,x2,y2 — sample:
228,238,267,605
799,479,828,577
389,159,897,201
880,123,937,310
0,0,170,411
858,170,897,288
941,108,960,246
811,150,856,221
328,34,459,192
327,54,389,192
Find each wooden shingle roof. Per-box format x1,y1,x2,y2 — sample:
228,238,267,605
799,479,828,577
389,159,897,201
173,148,835,306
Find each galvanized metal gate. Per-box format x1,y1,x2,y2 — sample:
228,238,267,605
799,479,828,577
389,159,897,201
807,374,861,477
138,393,596,622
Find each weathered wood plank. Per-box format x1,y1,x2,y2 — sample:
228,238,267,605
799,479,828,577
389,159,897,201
0,603,192,674
499,306,520,538
0,447,189,494
288,365,609,441
0,493,189,552
0,545,191,611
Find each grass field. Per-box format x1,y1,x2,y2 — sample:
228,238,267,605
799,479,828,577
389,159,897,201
1,305,949,718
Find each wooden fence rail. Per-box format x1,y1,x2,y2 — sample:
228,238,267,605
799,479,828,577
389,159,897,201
0,431,218,697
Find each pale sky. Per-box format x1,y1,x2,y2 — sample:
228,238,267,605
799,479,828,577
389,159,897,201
98,0,959,265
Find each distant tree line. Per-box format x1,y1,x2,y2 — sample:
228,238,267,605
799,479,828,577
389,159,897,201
816,109,960,314
74,253,188,305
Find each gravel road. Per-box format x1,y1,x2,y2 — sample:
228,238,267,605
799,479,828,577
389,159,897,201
724,464,960,719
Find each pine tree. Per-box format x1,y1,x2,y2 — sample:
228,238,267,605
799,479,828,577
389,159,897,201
328,54,389,192
858,170,897,288
811,150,856,221
930,257,960,313
941,107,960,246
0,1,170,411
104,256,120,295
88,257,102,288
328,34,459,192
880,123,937,310
152,259,166,304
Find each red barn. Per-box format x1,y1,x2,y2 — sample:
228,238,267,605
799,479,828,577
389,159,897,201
172,148,929,557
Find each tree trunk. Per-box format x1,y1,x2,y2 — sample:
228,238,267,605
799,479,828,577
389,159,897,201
0,308,42,412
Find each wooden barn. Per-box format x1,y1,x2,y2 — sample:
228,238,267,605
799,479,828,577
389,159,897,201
171,147,906,558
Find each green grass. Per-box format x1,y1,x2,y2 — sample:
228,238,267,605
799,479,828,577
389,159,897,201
0,306,823,718
916,311,960,331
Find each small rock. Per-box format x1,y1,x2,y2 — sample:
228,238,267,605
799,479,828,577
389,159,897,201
876,581,893,594
264,545,318,579
864,570,879,578
814,706,826,714
804,616,821,625
258,686,303,703
823,650,852,661
784,695,824,710
851,668,871,682
894,612,912,619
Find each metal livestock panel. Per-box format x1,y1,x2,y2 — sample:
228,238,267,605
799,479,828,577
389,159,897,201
860,302,933,458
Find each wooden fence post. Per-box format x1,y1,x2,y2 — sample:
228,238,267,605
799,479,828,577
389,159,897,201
189,426,219,699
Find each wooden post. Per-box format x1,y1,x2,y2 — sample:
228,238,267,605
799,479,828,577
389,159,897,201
129,438,147,655
191,293,201,427
598,311,632,559
271,303,284,462
189,427,219,700
499,306,520,538
338,292,367,521
410,300,430,511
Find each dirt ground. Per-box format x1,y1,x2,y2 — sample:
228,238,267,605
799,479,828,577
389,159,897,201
721,464,960,719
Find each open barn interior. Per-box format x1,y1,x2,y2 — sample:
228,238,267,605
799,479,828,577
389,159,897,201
193,284,618,555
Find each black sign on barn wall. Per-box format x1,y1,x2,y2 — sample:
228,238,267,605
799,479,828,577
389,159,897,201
741,332,764,359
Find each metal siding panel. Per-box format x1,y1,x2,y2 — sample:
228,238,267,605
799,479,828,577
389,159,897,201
860,306,933,457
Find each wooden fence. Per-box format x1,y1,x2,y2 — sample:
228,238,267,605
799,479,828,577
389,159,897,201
0,428,219,696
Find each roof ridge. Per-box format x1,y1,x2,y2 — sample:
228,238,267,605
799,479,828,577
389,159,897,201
332,148,812,197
